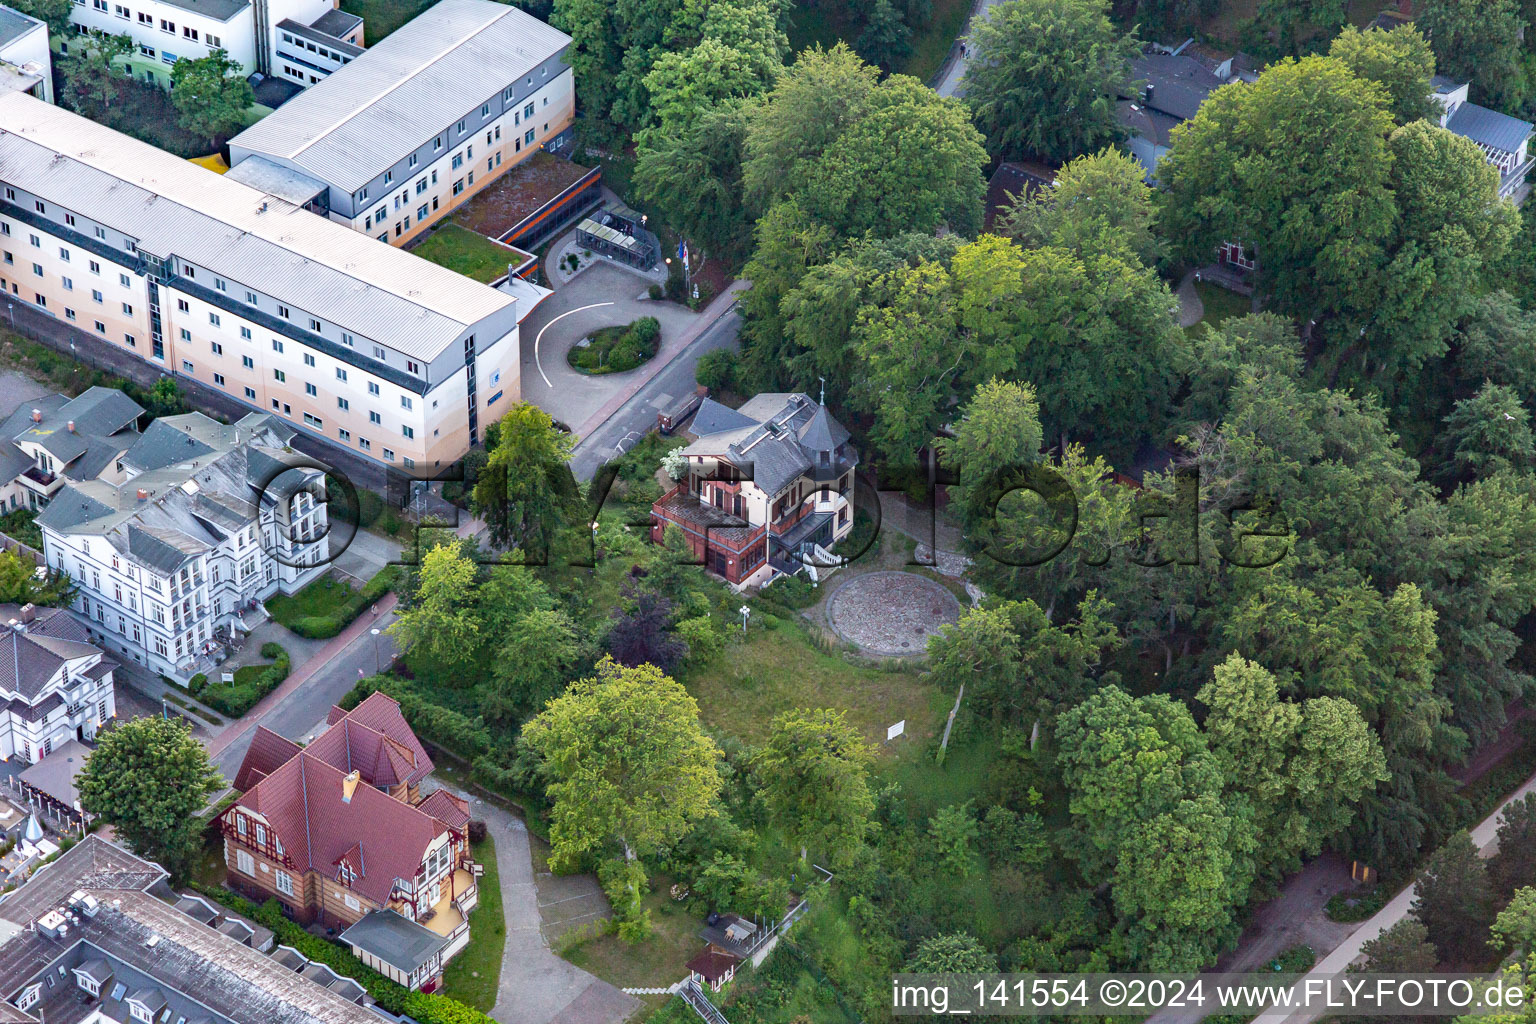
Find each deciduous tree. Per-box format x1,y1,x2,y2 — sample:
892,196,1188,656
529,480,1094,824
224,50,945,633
522,658,723,868
169,50,254,145
472,402,579,556
754,708,876,866
1157,56,1398,322
962,0,1136,162
1417,0,1527,112
388,543,482,679
1328,24,1436,124
77,716,223,878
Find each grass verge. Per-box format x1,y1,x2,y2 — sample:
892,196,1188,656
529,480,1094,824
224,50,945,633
441,836,505,1011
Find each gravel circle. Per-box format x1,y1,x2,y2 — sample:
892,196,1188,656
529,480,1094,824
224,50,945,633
826,571,962,657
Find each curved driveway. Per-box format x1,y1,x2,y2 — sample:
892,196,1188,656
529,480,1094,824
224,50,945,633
519,263,703,432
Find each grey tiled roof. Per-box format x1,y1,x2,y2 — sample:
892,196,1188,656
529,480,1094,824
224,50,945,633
338,911,449,974
689,399,755,438
38,412,323,576
682,394,857,496
1129,54,1228,122
1446,101,1534,155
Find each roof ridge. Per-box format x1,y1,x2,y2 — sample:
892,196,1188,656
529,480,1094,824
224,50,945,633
283,0,511,165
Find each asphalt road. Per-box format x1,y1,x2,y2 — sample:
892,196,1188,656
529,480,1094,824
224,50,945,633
210,609,400,783
568,308,741,481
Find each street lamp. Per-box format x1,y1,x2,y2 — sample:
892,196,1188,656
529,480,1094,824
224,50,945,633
739,605,751,633
370,627,382,674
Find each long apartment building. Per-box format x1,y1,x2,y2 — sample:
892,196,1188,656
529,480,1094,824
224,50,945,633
227,0,573,247
62,0,362,90
0,91,525,464
37,411,328,680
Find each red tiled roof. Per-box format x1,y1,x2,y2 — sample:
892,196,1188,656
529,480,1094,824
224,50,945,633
232,752,446,906
233,727,304,792
686,949,741,983
416,790,470,832
321,692,433,785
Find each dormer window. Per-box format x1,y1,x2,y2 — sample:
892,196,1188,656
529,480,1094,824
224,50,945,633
17,985,39,1011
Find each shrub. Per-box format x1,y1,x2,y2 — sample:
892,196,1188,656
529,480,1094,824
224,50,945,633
631,316,660,345
676,615,722,662
757,574,817,611
648,284,664,300
468,820,488,844
694,349,738,392
598,858,652,942
187,673,208,696
201,645,291,717
269,568,399,639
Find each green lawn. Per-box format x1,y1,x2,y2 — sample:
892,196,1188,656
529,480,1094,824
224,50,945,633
1184,280,1253,334
563,876,702,996
440,837,505,1011
266,576,358,622
411,225,523,283
341,0,437,44
681,615,943,748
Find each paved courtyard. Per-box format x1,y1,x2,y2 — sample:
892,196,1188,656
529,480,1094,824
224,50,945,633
519,260,708,432
0,369,53,419
825,571,961,656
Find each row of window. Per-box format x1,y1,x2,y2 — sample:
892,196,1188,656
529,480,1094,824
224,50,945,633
279,29,351,63
76,0,222,45
353,91,549,203
2,191,139,257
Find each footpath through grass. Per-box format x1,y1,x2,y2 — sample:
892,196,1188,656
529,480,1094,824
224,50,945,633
440,836,505,1011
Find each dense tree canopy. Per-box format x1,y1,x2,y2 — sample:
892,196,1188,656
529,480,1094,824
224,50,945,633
962,0,1137,163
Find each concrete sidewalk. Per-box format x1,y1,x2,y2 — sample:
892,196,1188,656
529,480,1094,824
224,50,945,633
1226,766,1536,1024
205,592,398,760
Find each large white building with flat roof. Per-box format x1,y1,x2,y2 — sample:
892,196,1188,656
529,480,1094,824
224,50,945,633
0,90,525,463
227,0,574,247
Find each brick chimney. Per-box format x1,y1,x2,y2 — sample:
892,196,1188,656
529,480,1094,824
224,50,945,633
30,409,40,424
67,420,75,433
342,770,360,803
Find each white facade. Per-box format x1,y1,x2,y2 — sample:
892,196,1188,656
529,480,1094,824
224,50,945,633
0,608,116,764
38,414,329,680
65,0,254,79
0,6,52,103
63,0,349,85
227,0,575,248
0,93,525,466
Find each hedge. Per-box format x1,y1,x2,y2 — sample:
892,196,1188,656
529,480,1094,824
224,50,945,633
269,566,400,639
189,886,499,1024
200,645,292,717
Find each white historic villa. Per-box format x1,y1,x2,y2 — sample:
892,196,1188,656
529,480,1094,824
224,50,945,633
36,410,328,680
0,602,115,763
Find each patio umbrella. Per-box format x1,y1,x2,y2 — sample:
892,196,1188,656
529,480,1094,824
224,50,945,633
22,814,42,843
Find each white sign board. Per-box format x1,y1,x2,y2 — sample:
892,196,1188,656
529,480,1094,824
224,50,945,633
221,672,235,683
887,720,906,741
